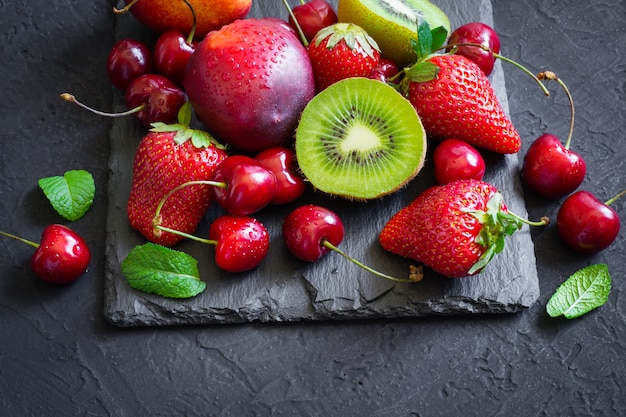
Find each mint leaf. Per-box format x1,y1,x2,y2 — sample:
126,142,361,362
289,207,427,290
546,264,611,319
121,243,206,299
38,170,95,221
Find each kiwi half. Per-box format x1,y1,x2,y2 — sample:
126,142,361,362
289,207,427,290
337,0,450,67
295,77,427,200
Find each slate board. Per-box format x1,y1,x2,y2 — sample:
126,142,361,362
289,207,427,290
104,0,540,327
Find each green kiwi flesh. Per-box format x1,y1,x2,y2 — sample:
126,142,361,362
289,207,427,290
295,77,427,200
337,0,451,67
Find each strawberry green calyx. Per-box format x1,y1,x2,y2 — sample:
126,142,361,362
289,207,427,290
149,101,226,150
315,23,380,59
464,192,549,274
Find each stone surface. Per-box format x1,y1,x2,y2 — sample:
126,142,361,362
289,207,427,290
103,0,539,327
2,1,626,416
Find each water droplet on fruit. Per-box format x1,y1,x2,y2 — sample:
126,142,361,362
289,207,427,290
221,73,232,82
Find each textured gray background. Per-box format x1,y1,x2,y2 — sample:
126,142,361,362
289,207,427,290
1,0,625,415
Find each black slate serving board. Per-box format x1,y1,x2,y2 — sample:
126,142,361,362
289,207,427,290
104,0,539,326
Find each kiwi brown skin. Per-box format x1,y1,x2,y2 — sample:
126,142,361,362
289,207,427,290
294,77,427,201
337,0,451,67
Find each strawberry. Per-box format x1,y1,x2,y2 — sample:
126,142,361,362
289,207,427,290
399,20,521,154
127,103,228,246
379,179,525,278
307,22,380,91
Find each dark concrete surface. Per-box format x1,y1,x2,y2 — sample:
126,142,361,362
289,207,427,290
1,0,625,415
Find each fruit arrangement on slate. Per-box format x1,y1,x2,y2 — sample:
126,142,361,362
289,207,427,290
2,0,618,321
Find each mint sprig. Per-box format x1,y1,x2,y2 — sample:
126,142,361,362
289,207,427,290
121,243,206,299
546,264,611,319
38,169,95,221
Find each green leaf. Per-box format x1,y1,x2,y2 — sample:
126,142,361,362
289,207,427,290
121,243,206,299
430,26,449,52
38,170,95,221
546,264,611,319
404,61,439,83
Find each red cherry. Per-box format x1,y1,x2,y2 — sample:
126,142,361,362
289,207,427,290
106,38,153,91
447,22,500,76
522,71,586,199
432,138,486,184
124,74,187,128
254,147,306,205
522,134,586,198
210,155,277,215
282,204,344,262
153,29,197,86
209,215,270,272
556,190,623,253
60,74,186,129
1,224,91,284
282,205,422,282
368,57,400,83
288,0,337,43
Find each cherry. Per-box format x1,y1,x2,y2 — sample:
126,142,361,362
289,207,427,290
447,22,500,76
432,138,486,184
368,57,400,84
153,155,277,217
446,23,550,96
254,147,306,205
153,0,198,86
106,38,153,91
284,0,337,45
208,215,270,272
124,74,187,128
0,224,91,284
210,155,278,215
154,30,197,86
522,71,586,199
154,215,269,272
61,74,186,128
556,190,625,253
282,205,422,282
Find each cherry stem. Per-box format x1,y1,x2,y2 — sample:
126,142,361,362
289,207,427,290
113,0,139,14
60,93,143,118
280,0,309,47
507,211,550,227
443,43,550,97
322,239,423,283
605,189,626,206
537,71,575,150
153,180,227,235
182,0,197,43
154,225,217,246
0,230,39,248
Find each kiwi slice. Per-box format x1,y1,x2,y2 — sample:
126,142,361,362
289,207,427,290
337,0,451,67
295,77,427,200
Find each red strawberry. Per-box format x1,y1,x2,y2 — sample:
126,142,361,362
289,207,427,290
379,179,525,278
398,20,520,154
127,104,228,246
307,22,380,91
405,54,520,154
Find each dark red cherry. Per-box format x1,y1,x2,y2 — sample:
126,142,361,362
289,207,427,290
448,22,500,76
433,138,486,184
289,0,338,43
153,29,197,86
124,74,187,128
254,147,306,205
106,38,154,91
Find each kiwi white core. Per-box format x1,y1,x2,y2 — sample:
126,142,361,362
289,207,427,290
341,124,381,153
